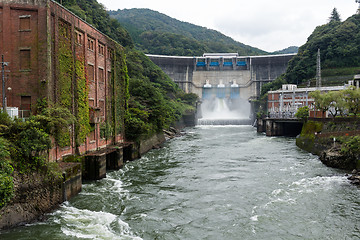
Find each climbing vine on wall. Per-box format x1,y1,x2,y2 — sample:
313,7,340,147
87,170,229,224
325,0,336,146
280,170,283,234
57,21,73,147
75,57,90,144
112,46,129,137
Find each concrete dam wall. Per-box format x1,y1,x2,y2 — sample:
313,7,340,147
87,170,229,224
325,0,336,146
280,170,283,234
147,53,295,100
147,53,295,124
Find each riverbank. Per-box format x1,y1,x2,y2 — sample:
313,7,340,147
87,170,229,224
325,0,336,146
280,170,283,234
2,126,359,239
0,121,190,230
296,118,360,171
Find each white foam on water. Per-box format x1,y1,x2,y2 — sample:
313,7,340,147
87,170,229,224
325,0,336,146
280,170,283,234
56,204,142,240
198,98,251,125
290,175,348,193
264,197,297,209
106,178,128,194
250,215,259,222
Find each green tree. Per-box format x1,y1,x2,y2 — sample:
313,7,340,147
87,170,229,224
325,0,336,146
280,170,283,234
295,106,309,122
328,91,346,117
309,90,332,117
343,86,360,117
329,8,341,22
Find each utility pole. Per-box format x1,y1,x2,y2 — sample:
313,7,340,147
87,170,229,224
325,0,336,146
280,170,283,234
316,48,321,89
1,55,9,113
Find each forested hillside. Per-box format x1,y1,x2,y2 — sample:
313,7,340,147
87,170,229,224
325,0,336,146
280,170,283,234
260,12,360,97
272,46,299,55
55,0,197,141
285,13,360,85
108,8,267,56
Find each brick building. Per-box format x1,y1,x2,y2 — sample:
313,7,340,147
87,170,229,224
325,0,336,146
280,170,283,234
0,0,127,161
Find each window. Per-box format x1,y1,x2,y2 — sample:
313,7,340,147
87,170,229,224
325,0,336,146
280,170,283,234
19,15,30,31
107,48,113,60
107,71,112,83
89,99,95,108
99,100,105,117
87,37,94,51
98,44,104,55
59,19,71,39
98,68,104,83
20,49,31,70
87,64,94,81
89,124,96,142
20,96,31,110
20,96,31,118
75,31,83,45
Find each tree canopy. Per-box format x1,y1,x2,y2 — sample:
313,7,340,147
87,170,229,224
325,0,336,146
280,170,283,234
284,12,360,85
329,8,341,22
309,87,360,117
108,8,267,56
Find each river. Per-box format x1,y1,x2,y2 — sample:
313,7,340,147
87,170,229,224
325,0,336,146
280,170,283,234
1,126,360,239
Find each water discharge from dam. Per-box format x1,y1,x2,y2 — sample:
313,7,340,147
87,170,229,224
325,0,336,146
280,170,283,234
197,97,251,125
1,126,360,239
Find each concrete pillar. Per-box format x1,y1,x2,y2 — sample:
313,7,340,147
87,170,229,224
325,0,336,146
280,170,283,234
266,119,284,136
62,162,82,201
106,147,124,170
84,152,107,180
256,118,266,133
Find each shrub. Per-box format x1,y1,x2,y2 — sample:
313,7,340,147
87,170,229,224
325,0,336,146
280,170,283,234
341,136,360,156
295,106,309,122
0,137,14,209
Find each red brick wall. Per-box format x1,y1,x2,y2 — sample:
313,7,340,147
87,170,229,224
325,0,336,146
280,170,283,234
1,1,125,161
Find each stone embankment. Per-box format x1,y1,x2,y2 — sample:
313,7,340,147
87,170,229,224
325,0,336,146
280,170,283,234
296,118,360,172
0,163,80,229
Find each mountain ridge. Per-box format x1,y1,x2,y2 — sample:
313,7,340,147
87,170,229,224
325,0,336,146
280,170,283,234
109,8,272,56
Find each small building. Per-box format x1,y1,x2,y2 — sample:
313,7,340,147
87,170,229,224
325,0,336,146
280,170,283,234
351,75,360,88
0,0,127,161
267,84,348,119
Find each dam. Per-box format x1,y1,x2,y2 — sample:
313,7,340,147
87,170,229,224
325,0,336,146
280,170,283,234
147,53,295,123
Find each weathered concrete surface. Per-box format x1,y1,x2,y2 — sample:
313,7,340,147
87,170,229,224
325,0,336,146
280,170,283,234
0,172,63,229
106,147,124,170
139,133,166,156
256,118,266,133
60,162,82,201
83,152,107,180
264,119,303,137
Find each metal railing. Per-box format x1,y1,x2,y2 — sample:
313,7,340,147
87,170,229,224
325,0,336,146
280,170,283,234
18,110,31,119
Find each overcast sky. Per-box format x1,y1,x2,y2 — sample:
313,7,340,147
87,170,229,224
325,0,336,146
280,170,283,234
97,0,359,52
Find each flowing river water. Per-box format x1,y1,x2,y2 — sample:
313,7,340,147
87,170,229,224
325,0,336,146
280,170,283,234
1,125,360,239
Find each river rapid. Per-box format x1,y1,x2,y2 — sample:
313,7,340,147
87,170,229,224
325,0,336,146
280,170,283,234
1,126,360,239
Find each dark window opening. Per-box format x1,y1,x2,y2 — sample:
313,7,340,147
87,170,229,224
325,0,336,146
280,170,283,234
19,16,30,31
20,49,31,70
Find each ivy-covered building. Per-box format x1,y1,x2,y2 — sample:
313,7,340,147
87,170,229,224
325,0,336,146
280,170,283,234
0,0,128,161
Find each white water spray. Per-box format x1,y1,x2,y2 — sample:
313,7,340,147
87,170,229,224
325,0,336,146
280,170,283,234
197,97,251,125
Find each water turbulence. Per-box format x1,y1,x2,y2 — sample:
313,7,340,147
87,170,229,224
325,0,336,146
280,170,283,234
197,80,251,125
